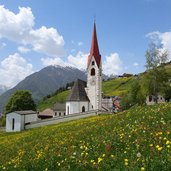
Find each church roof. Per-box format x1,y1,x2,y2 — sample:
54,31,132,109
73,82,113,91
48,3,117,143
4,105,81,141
53,103,66,111
67,79,89,102
87,22,101,68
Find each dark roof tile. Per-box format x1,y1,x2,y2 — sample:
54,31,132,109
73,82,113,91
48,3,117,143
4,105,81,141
67,79,89,101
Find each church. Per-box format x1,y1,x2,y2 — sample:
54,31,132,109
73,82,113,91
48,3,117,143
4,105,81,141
66,23,102,114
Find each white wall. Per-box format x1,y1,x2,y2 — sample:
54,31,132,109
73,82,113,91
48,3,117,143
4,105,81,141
6,113,37,132
66,101,89,115
6,113,22,132
102,98,113,109
146,95,165,105
87,56,102,110
54,111,66,117
25,114,37,123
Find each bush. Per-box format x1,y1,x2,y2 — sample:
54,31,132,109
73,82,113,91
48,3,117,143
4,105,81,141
0,116,6,126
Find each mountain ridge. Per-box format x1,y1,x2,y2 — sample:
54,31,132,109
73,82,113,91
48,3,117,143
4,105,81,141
0,66,87,113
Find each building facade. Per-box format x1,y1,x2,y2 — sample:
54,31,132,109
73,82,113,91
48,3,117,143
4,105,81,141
66,23,102,115
6,111,37,132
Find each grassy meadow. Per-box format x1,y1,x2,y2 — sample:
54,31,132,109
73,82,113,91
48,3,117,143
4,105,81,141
37,90,69,111
0,103,171,170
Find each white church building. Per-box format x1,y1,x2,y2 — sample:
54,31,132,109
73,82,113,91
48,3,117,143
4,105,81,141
66,23,102,114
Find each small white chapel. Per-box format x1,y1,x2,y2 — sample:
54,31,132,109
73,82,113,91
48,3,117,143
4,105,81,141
66,23,102,115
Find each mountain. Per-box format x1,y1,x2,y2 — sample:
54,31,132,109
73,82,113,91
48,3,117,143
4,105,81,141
0,65,87,113
0,85,9,95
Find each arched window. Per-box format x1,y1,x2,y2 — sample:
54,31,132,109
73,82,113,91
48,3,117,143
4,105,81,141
92,61,95,66
82,106,85,112
91,68,95,76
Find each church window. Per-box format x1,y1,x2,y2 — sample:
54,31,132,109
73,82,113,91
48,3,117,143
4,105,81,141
91,68,95,76
92,61,95,65
82,106,85,112
59,112,61,116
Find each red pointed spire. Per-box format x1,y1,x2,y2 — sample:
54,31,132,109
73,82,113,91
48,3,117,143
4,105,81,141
87,22,101,68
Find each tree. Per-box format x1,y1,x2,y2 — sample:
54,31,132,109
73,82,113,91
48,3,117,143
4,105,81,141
4,90,36,114
121,80,145,109
145,42,169,103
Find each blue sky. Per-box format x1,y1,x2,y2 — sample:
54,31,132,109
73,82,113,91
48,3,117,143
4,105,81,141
0,0,171,87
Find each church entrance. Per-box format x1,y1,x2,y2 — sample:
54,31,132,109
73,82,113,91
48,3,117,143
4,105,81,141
82,106,85,112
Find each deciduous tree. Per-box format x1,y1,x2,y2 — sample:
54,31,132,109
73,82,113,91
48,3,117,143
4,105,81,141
5,90,36,114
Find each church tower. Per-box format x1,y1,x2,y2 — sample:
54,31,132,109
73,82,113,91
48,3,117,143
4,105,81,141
86,22,102,111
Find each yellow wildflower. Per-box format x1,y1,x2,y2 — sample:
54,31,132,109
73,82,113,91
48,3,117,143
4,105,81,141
141,167,145,171
125,162,128,166
156,145,159,148
158,147,163,151
90,160,94,163
111,154,115,158
124,158,128,162
167,145,170,148
98,157,103,164
166,140,170,145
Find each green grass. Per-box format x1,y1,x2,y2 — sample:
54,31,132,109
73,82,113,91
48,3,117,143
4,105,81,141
37,77,136,111
37,62,171,111
37,90,69,111
102,77,135,96
0,103,171,170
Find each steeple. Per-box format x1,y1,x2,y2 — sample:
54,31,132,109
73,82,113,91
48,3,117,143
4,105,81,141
87,22,101,68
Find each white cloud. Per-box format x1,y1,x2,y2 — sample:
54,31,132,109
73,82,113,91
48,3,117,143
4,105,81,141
18,46,30,53
67,51,88,69
147,31,171,60
0,53,33,87
103,53,123,75
29,26,65,57
78,41,83,46
41,57,67,67
0,5,65,57
133,62,139,67
0,5,34,42
41,52,123,75
41,51,88,69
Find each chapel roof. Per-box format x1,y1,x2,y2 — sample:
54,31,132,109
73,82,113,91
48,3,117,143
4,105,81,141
13,110,37,115
67,79,89,102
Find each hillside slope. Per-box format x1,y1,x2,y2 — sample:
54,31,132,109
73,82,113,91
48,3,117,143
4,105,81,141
37,76,135,111
0,66,86,113
0,103,170,170
36,62,171,112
